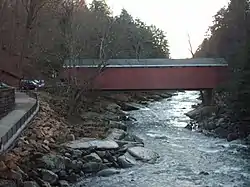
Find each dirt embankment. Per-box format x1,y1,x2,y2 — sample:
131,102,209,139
0,90,173,187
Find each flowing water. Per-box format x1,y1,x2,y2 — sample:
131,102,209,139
77,91,250,187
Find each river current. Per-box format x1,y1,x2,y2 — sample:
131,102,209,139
77,91,250,187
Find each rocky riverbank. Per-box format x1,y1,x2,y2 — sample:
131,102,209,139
185,102,250,144
0,91,174,187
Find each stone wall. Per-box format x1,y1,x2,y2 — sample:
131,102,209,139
0,88,15,119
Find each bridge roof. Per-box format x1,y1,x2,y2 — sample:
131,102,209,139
64,58,228,68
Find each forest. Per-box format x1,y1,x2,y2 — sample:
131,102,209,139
195,0,250,137
0,0,169,77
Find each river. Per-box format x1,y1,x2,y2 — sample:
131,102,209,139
77,91,250,187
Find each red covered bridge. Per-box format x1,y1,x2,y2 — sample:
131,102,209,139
62,58,229,91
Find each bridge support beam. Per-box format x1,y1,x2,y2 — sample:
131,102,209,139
201,89,213,106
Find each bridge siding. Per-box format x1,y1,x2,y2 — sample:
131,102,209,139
64,58,228,67
63,66,228,90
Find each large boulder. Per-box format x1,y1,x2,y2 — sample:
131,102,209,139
106,128,127,141
115,140,143,148
64,138,119,150
246,135,250,144
97,168,120,177
58,180,70,187
82,162,106,173
83,153,102,163
36,154,67,172
213,127,229,138
108,121,127,131
117,152,137,168
185,106,217,120
202,120,217,130
104,111,120,121
148,94,162,101
23,181,40,187
106,103,121,113
65,159,83,172
128,147,159,162
227,133,239,142
122,134,144,145
119,103,141,111
38,169,58,184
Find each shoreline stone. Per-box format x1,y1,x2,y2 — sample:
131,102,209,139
0,91,170,185
185,105,250,143
128,146,159,162
64,138,119,150
96,168,120,177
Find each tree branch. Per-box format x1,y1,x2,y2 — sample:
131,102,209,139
187,33,194,58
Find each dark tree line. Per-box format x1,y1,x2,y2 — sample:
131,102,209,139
0,0,170,78
195,0,250,136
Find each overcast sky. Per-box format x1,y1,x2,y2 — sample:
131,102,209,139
86,0,230,59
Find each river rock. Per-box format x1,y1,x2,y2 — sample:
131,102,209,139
227,133,239,142
217,118,225,124
185,122,195,130
201,129,215,137
96,151,106,158
158,92,173,98
106,128,126,140
64,153,71,157
67,172,78,182
57,170,67,178
120,115,136,121
84,153,102,163
58,180,70,187
35,177,52,187
109,121,127,131
116,140,144,148
67,134,75,141
128,147,159,162
203,121,217,130
97,168,120,177
214,127,229,138
148,94,162,101
120,103,141,111
104,111,120,121
122,134,144,145
185,106,217,120
71,150,82,158
16,166,28,180
0,170,22,182
246,135,250,144
23,181,40,187
81,112,102,120
64,138,119,150
36,154,66,172
0,161,7,171
117,152,137,168
0,180,17,187
66,160,83,172
199,171,209,175
38,169,58,184
82,162,106,173
106,103,121,113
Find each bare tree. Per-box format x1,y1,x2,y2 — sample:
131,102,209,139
67,18,115,115
18,0,48,70
187,33,194,57
187,32,206,105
